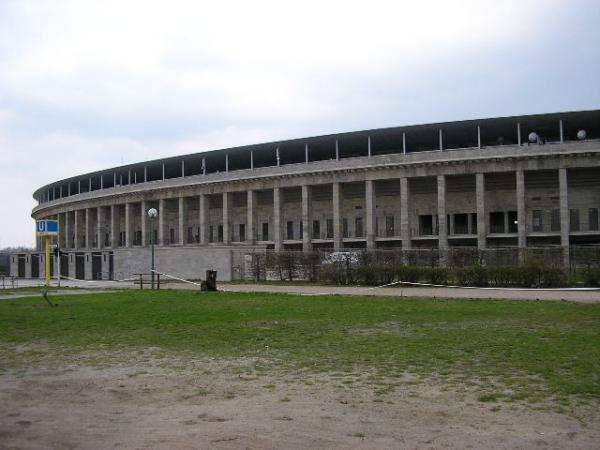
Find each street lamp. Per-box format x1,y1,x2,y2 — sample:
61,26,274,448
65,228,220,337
148,207,158,289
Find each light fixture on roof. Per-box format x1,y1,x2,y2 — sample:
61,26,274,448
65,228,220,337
528,132,538,143
577,129,587,140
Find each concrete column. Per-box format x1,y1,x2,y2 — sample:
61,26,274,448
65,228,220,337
84,252,92,280
437,175,448,250
223,192,230,244
178,197,186,245
247,191,256,245
158,198,166,245
476,173,486,249
365,179,376,249
85,208,90,249
400,177,410,250
477,126,481,149
367,136,371,157
141,200,147,246
64,211,70,249
97,207,103,249
333,182,343,250
273,188,282,251
125,203,132,247
467,212,473,235
199,195,208,245
68,253,75,279
110,205,117,248
302,185,312,251
516,170,526,249
559,168,570,267
559,120,564,143
402,133,407,154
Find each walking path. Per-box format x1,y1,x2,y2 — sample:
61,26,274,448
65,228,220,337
218,283,600,303
3,279,600,303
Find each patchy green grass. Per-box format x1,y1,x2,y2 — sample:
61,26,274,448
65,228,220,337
0,290,599,405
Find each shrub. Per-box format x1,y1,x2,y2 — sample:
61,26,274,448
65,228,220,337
488,266,520,287
396,265,422,283
454,266,488,287
420,267,449,285
355,264,395,286
583,268,600,287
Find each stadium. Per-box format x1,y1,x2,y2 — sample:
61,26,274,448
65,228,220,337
9,110,600,281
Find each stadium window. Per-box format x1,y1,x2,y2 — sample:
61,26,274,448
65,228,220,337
326,219,333,238
355,217,364,238
418,215,433,236
507,211,518,233
589,208,599,231
489,212,505,233
286,221,294,240
312,220,320,239
218,225,224,242
532,210,543,232
570,209,580,232
187,227,193,244
262,222,269,241
385,216,394,237
453,214,468,235
239,223,246,242
169,228,175,244
342,218,349,238
209,225,214,243
550,209,560,232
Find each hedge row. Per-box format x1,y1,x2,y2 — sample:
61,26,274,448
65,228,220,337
320,263,571,288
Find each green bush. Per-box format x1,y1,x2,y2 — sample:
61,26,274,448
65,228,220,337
583,268,600,287
487,266,520,287
454,266,489,287
396,265,422,283
355,264,396,286
419,267,449,285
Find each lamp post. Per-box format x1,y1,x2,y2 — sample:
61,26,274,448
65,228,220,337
148,207,158,289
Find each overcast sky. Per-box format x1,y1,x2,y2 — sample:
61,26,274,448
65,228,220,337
1,0,599,248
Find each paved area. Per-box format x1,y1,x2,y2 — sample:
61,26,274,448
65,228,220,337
3,279,600,303
218,283,600,303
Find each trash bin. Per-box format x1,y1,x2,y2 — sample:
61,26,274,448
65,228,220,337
205,270,217,291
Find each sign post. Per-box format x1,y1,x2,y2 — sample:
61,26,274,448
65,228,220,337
36,220,59,287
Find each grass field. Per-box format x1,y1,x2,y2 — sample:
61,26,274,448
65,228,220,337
1,290,599,408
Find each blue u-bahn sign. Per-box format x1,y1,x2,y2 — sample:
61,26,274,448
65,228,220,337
36,220,59,236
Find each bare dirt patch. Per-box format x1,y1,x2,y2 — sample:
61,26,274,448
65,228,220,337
1,355,598,450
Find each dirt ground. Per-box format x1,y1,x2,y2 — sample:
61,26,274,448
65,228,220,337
1,356,598,450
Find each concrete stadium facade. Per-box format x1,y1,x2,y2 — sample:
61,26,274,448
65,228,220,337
10,110,600,281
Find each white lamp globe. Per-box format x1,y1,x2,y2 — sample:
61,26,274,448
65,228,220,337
528,132,538,143
147,208,158,218
577,129,587,140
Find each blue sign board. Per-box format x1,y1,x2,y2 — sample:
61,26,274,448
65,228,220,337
36,220,59,235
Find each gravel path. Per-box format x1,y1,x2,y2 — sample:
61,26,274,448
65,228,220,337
218,283,600,303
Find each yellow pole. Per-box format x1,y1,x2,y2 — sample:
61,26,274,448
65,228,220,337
45,235,51,287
